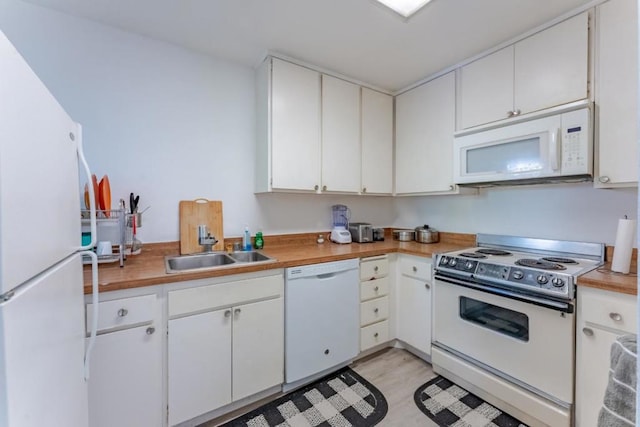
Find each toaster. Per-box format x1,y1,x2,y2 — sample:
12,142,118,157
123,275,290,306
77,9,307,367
348,222,373,243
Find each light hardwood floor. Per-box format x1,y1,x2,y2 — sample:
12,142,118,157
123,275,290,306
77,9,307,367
207,347,439,426
351,347,440,426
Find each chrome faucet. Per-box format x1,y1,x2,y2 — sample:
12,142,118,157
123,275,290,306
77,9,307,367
197,224,218,252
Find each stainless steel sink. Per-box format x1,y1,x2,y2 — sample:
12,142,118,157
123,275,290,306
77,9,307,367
165,251,276,273
165,252,236,273
228,251,274,263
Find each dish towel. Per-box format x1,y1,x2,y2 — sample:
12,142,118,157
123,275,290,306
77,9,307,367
598,334,637,427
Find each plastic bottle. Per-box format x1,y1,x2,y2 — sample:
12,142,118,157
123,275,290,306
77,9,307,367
255,231,264,250
243,226,252,251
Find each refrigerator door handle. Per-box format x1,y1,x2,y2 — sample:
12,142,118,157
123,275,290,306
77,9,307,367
76,127,97,251
82,250,98,380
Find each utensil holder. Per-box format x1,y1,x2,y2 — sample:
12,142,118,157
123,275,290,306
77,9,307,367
126,212,142,228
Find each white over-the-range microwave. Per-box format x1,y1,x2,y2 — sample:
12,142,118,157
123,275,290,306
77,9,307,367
453,107,592,186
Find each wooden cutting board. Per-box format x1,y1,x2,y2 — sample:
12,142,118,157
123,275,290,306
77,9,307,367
179,199,224,254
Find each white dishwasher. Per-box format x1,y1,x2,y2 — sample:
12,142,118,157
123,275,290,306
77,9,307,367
285,258,359,387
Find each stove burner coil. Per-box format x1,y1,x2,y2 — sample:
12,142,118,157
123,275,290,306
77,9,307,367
515,259,567,270
540,257,578,265
460,252,487,259
476,248,512,256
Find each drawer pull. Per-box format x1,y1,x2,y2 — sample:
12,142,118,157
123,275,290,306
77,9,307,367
610,312,623,322
234,308,241,316
582,327,594,336
374,266,379,272
324,349,330,355
146,327,155,335
374,308,379,314
374,332,379,338
374,286,379,292
117,308,128,317
412,266,417,272
224,309,232,318
425,283,431,290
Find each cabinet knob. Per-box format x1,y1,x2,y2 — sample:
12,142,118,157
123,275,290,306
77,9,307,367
582,327,594,336
322,185,327,191
598,176,611,183
117,308,128,317
374,286,379,292
224,309,232,318
234,308,241,316
146,327,155,335
374,308,379,314
513,109,521,116
609,312,622,322
374,332,379,338
374,266,379,272
362,187,367,193
507,110,514,117
449,185,454,190
412,266,417,272
324,349,330,355
425,283,431,290
314,184,319,191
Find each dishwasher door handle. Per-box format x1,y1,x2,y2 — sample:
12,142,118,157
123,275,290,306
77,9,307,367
316,272,337,280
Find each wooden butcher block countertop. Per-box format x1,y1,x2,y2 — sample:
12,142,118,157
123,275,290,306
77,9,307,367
83,231,474,293
83,231,637,295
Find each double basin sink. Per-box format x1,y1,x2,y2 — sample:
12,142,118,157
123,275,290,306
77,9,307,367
165,251,276,274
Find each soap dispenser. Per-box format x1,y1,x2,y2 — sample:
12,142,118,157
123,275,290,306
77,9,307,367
243,226,252,251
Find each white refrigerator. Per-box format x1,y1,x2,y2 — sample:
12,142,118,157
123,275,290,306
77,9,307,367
0,29,98,427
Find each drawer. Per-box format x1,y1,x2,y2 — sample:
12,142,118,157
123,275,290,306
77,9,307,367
399,256,432,281
360,320,390,351
580,287,637,333
168,273,283,318
360,296,389,326
360,276,390,301
86,294,156,334
360,256,389,280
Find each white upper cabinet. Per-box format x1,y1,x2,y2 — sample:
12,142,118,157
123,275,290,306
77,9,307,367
361,88,393,195
459,12,589,129
321,75,361,193
594,0,638,187
257,56,393,195
396,72,461,195
256,57,321,193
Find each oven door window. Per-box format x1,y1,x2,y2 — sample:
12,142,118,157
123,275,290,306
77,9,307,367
459,296,529,341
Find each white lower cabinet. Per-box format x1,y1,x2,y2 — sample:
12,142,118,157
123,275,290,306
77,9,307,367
86,293,162,427
575,286,637,427
167,274,284,426
359,256,391,352
396,255,432,356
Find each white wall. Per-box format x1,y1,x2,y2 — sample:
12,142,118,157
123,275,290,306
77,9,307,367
395,184,637,245
1,1,636,246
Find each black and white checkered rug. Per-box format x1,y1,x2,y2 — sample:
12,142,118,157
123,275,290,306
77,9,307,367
221,367,387,426
414,376,528,427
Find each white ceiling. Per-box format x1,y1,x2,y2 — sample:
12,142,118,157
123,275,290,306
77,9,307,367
23,0,594,92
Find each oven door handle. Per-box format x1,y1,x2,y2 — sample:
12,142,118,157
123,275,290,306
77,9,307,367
435,274,574,314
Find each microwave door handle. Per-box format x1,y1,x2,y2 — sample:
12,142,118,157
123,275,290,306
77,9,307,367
549,128,559,171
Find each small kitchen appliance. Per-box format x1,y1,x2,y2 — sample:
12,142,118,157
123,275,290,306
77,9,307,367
330,204,352,244
373,228,385,241
432,233,604,427
348,222,373,243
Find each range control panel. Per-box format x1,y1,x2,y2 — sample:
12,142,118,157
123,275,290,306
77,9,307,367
436,255,572,297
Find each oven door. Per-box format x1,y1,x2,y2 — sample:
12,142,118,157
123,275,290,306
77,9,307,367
432,276,575,404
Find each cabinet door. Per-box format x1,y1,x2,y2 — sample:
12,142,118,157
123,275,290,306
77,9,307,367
396,72,456,194
232,297,284,400
595,0,638,186
361,88,393,194
271,58,321,191
515,12,589,115
168,310,232,426
396,275,431,355
321,75,361,193
459,46,514,129
575,326,625,427
87,325,162,427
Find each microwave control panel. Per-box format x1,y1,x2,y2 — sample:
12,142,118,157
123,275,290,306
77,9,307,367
561,108,590,174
